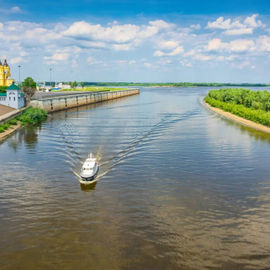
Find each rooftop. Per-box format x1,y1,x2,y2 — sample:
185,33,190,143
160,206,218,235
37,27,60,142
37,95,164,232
7,83,20,91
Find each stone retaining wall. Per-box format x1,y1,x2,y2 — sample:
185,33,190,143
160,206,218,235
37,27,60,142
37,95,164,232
30,89,140,113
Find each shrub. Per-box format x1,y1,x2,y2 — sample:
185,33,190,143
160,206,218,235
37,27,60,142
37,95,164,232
8,119,18,125
17,107,47,125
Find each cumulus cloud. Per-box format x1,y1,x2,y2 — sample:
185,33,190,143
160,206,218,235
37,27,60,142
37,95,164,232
207,38,255,52
193,54,212,61
207,14,264,35
0,15,269,74
154,46,184,57
62,20,175,51
256,35,270,52
44,53,69,64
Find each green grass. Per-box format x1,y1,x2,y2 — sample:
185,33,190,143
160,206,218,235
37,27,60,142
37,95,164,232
53,87,129,92
205,89,270,127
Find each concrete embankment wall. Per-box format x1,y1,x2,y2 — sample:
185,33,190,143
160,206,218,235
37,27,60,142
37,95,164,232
30,89,140,113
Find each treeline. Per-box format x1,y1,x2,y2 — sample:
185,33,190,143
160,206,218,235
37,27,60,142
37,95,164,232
205,88,270,127
207,88,270,111
65,82,270,87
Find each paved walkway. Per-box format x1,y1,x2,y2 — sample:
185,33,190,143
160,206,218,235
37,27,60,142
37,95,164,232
0,104,15,117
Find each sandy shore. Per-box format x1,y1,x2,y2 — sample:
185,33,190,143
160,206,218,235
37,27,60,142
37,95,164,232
204,101,270,135
0,123,21,143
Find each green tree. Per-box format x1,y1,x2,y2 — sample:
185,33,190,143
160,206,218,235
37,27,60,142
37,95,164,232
21,77,37,104
22,77,36,88
80,82,85,88
72,81,78,88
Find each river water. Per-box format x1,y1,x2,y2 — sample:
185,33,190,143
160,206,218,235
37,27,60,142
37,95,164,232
1,87,270,269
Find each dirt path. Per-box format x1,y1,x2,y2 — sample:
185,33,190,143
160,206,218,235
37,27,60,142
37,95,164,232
0,104,16,117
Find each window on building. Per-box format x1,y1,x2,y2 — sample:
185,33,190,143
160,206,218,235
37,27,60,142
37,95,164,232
14,97,15,101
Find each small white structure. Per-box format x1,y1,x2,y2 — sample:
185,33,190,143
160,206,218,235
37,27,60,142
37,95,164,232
0,83,25,109
57,82,71,89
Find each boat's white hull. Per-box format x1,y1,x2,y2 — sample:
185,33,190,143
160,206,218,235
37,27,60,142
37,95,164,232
79,166,99,184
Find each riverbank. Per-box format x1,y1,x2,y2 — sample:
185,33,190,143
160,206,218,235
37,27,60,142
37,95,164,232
204,101,270,135
0,122,21,142
0,107,47,142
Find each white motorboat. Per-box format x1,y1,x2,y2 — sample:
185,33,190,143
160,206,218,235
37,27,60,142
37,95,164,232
80,153,99,184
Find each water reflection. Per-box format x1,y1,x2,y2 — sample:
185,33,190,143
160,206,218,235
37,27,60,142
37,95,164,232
6,125,40,152
80,182,97,191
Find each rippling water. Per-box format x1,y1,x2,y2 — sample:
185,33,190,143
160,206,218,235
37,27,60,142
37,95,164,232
1,87,270,269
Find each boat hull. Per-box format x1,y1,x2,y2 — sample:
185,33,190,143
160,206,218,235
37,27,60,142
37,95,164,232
79,167,99,184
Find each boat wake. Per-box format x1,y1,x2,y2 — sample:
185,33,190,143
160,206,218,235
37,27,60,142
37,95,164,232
62,108,199,184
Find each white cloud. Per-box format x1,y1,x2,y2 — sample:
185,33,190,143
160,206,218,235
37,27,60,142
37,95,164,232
180,60,192,67
149,20,174,30
63,21,140,43
207,38,255,52
207,14,264,35
62,20,175,51
44,53,69,64
229,39,255,52
154,46,184,57
193,54,212,61
87,56,103,66
158,40,179,49
207,38,225,51
10,6,21,13
256,35,270,52
190,24,201,30
113,43,132,51
10,57,23,64
0,15,269,80
224,28,253,35
144,62,152,68
233,61,256,69
244,14,264,28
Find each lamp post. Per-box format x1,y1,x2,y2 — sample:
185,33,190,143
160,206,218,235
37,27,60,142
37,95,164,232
49,68,52,88
18,65,21,85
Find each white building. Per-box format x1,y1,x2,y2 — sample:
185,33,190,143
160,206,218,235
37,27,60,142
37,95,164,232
0,83,25,109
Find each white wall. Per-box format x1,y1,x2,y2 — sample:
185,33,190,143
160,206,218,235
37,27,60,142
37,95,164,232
0,90,25,109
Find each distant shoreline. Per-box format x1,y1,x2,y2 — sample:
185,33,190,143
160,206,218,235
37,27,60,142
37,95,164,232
204,101,270,135
81,83,270,88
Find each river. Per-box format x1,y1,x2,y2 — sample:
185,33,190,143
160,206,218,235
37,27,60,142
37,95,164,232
1,87,270,269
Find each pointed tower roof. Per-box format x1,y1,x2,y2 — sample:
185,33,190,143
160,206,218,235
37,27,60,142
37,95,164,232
3,59,8,67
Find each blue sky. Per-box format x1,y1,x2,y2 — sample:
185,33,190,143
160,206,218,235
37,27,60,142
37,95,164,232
1,0,270,83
